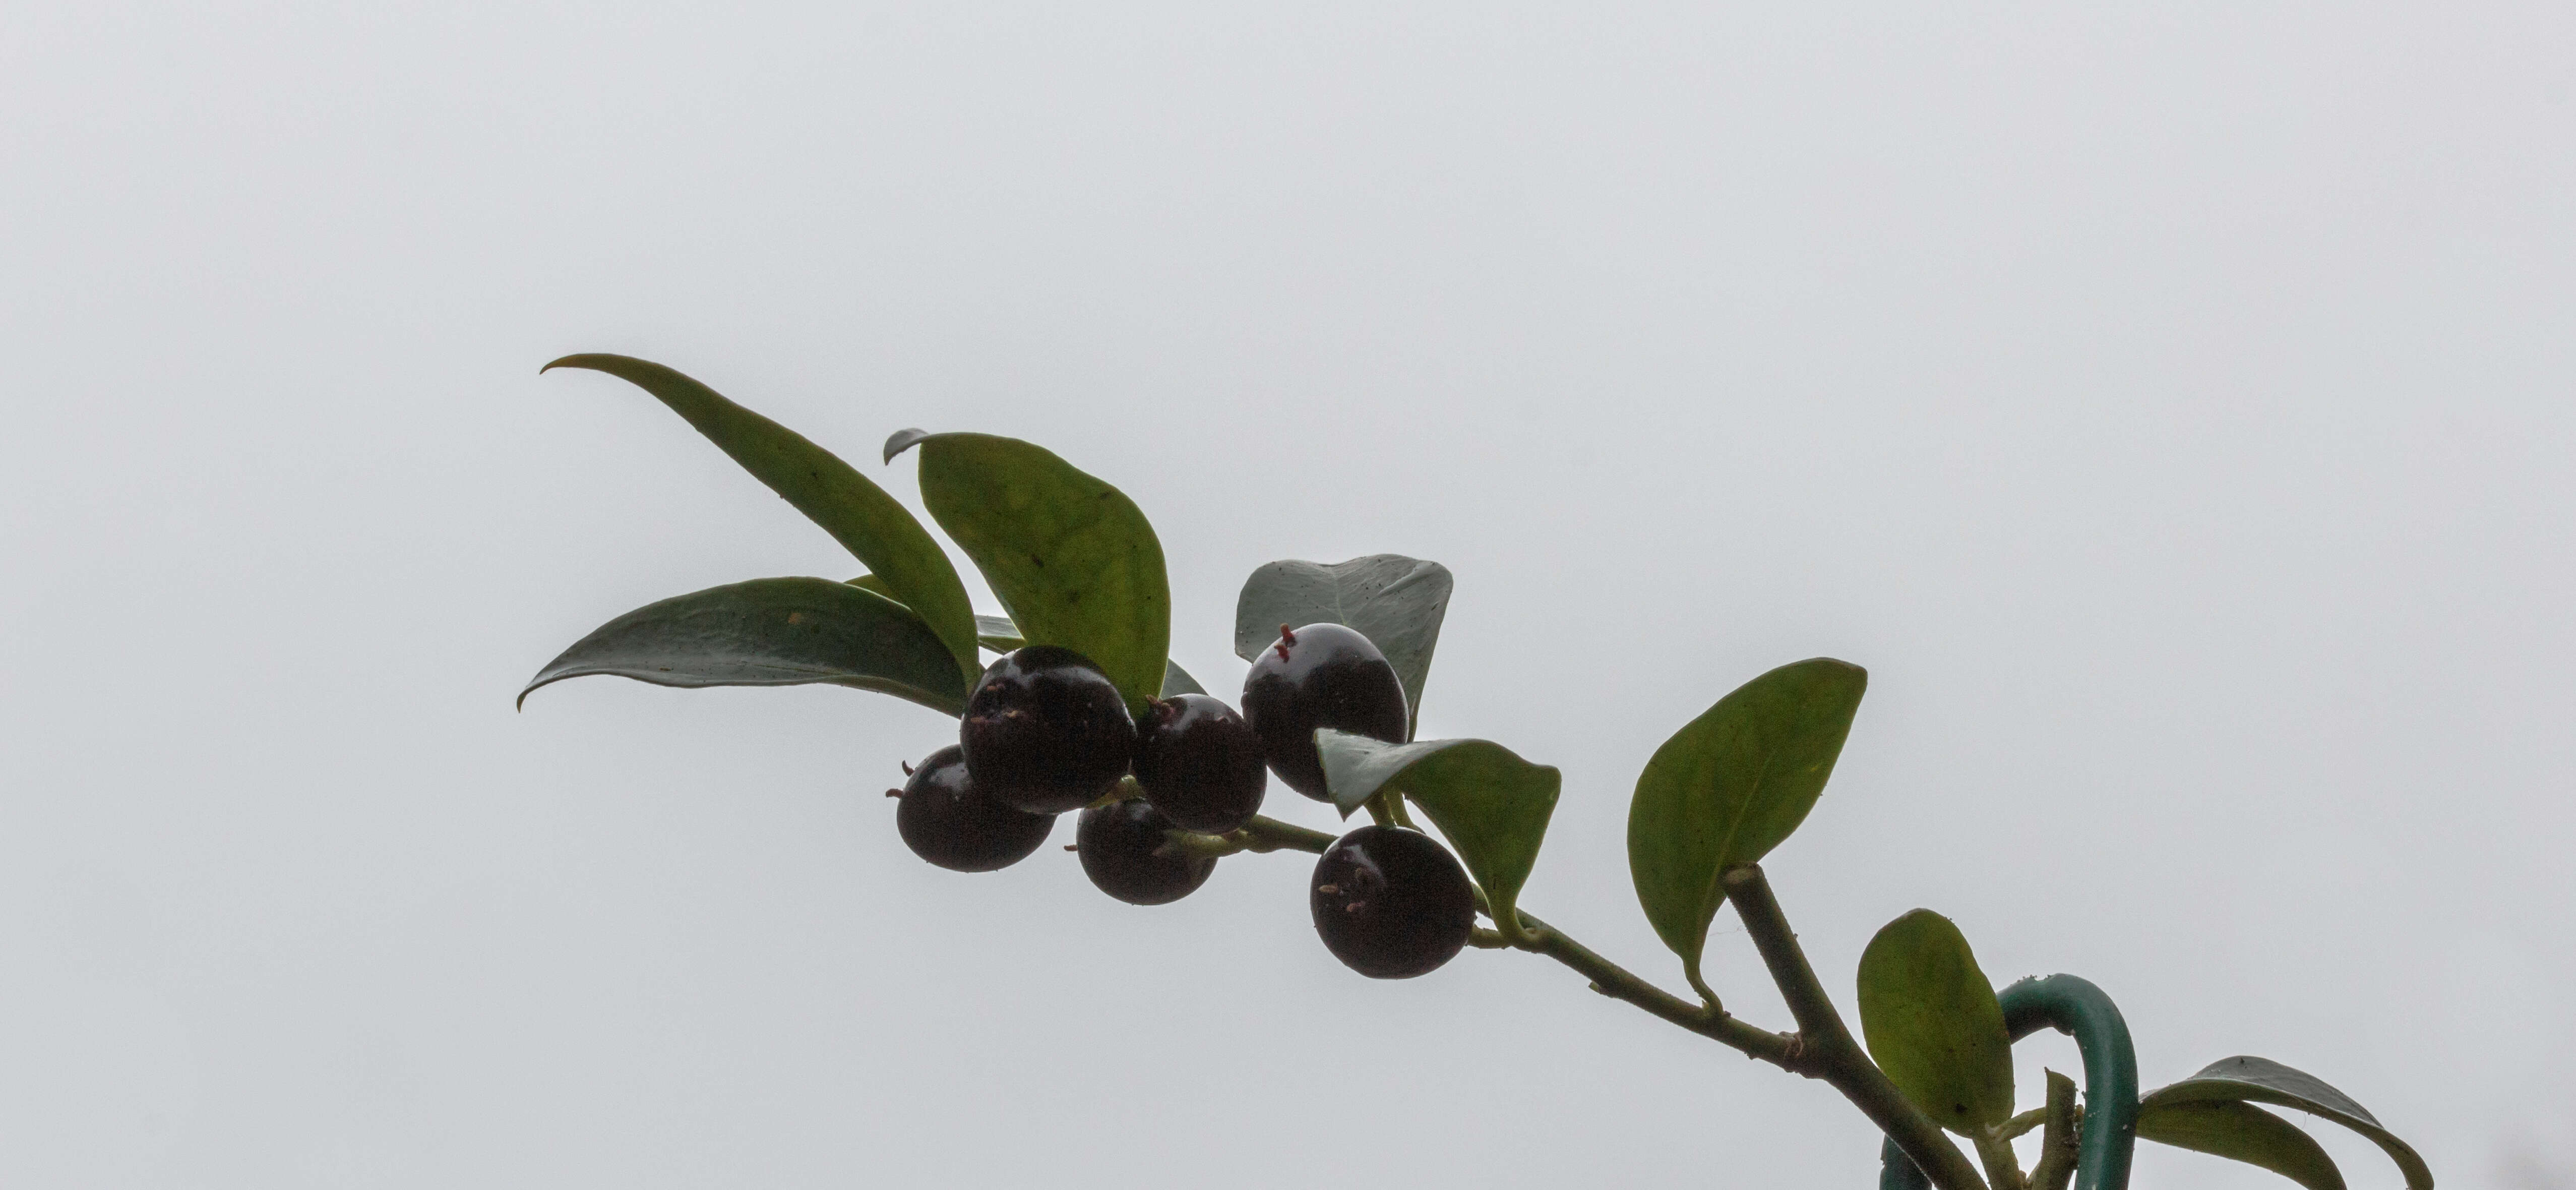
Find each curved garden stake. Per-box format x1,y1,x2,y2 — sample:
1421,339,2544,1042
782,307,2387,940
1877,974,2138,1190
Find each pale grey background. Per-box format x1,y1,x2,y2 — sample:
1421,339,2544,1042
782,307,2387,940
4,4,2569,1187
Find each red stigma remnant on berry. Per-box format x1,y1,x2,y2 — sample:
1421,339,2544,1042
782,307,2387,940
1274,623,1297,661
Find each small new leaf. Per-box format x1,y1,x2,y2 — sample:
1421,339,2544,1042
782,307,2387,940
1857,909,2016,1135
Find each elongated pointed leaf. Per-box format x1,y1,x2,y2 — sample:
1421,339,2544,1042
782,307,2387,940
890,432,1170,715
1315,730,1560,929
1233,556,1452,738
1625,658,1867,979
966,612,1203,698
2138,1100,2346,1190
2142,1056,2433,1189
544,355,980,685
521,577,969,715
1857,909,2015,1135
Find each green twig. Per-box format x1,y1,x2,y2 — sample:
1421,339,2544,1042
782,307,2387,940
2028,1070,2079,1190
1173,821,1987,1190
1720,864,1989,1190
1973,1132,2026,1190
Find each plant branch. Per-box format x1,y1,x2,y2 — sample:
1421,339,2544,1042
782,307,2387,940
1720,864,1989,1190
1160,813,1338,860
2028,1070,2079,1190
1972,1132,2026,1190
1186,821,1987,1189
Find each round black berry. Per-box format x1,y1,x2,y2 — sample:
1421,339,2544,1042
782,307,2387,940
1241,623,1408,800
960,645,1135,814
1131,693,1268,835
1310,825,1475,978
1075,799,1216,906
893,745,1055,872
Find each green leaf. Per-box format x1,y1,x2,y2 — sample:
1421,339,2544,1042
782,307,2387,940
1233,555,1452,738
890,432,1170,716
520,577,969,716
543,355,981,686
966,611,1203,699
845,574,899,600
975,614,1025,652
1157,659,1208,698
1856,909,2016,1135
1315,730,1560,929
2137,1101,2346,1190
2142,1056,2434,1189
1624,657,1867,980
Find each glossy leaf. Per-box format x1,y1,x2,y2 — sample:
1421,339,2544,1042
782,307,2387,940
1625,658,1867,979
543,355,981,685
520,577,969,715
2137,1101,2346,1190
1233,555,1452,738
1315,730,1560,929
2142,1056,2433,1189
891,432,1170,716
967,612,1202,698
1857,909,2015,1135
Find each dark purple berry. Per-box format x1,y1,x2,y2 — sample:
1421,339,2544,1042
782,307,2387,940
961,645,1134,814
1075,799,1215,906
893,745,1054,872
1241,623,1407,800
1311,825,1474,978
1131,693,1267,835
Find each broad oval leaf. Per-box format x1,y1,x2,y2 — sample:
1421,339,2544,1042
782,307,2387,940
1857,909,2015,1135
543,355,981,685
1315,730,1560,930
1233,555,1452,738
2142,1056,2434,1189
2138,1100,2346,1190
892,432,1170,716
967,612,1203,698
1625,657,1867,979
521,577,969,715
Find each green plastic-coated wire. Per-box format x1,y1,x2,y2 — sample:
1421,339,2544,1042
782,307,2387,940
1875,973,2138,1190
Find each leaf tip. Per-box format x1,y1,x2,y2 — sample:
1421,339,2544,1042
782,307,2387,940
884,428,932,464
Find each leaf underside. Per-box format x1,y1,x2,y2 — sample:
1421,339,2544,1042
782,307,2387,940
542,354,982,686
2137,1100,2346,1190
521,577,969,716
2141,1056,2433,1189
1315,730,1560,928
1233,555,1452,739
1625,658,1867,981
1856,908,2016,1134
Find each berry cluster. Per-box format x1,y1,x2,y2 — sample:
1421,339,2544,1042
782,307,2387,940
889,623,1478,977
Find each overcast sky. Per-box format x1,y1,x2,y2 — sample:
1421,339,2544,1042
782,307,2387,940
5,5,2571,1187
